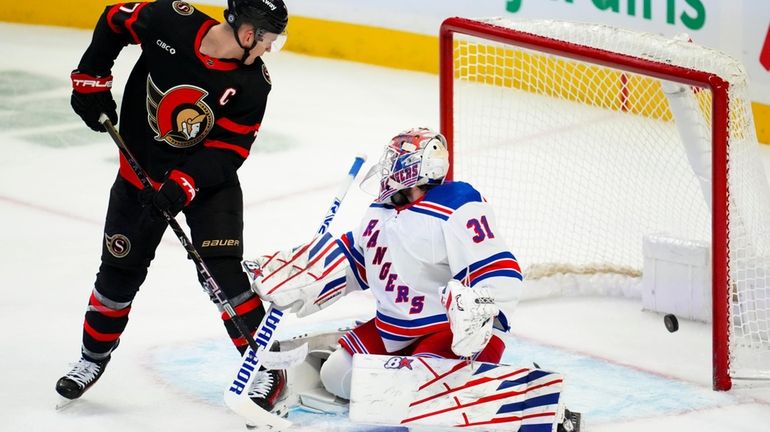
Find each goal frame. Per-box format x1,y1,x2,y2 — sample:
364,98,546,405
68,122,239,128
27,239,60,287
439,17,732,391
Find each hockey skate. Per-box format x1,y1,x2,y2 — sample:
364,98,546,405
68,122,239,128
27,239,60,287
245,368,289,429
55,356,111,407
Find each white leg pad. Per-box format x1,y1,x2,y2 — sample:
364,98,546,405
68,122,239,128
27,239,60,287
349,354,564,431
319,348,353,400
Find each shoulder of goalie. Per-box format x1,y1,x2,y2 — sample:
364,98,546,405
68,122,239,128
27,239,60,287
243,231,359,318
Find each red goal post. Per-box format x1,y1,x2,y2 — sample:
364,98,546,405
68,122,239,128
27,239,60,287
439,17,770,391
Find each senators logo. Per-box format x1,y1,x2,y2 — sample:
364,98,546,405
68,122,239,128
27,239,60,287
146,75,214,148
172,1,194,16
105,233,131,258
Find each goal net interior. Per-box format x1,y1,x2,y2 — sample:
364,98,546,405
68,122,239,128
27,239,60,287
440,17,770,390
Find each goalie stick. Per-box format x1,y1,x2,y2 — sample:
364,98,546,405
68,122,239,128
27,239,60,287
223,155,367,430
98,114,264,356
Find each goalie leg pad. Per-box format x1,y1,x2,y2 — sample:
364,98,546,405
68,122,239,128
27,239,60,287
319,348,353,400
349,354,564,431
277,328,351,411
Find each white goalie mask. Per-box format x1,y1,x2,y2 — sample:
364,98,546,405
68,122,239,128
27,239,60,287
362,127,450,203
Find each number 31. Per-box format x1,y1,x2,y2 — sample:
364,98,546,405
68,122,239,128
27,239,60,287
466,216,495,243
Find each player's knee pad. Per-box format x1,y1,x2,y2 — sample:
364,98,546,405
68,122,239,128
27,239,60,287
94,262,148,303
320,348,353,400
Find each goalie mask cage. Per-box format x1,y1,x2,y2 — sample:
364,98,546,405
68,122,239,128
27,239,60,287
439,17,770,391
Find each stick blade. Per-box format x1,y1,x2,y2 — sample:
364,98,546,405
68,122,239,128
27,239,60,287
224,392,292,431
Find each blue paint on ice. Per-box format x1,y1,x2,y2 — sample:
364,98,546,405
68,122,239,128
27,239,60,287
149,321,737,428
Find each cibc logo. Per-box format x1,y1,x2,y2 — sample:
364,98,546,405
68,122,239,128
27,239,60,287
156,39,176,55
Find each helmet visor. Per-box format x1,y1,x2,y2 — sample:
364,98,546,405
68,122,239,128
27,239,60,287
270,31,288,52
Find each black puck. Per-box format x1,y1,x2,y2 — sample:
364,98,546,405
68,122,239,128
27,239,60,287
664,314,679,332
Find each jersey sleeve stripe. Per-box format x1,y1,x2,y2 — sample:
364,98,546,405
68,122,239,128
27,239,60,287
124,2,149,44
106,5,124,34
216,117,261,134
204,139,250,159
454,252,523,286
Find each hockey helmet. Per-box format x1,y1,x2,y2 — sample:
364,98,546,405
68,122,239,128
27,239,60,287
224,0,288,35
363,127,450,203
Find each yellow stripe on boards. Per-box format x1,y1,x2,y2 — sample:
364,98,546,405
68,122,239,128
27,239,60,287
1,1,767,143
282,16,439,74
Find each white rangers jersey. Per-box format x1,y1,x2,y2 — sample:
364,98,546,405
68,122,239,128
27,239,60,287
337,181,523,352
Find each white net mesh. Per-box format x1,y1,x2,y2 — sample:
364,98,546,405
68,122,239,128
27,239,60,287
447,18,770,382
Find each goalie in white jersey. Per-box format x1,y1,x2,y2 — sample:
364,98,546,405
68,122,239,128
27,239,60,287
248,127,522,398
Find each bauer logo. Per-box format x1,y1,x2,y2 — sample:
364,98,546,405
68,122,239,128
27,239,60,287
105,233,131,258
201,239,239,247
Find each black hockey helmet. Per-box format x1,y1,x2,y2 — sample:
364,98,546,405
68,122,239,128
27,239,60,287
224,0,288,34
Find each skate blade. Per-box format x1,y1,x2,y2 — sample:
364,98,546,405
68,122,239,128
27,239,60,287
55,396,77,410
245,401,289,430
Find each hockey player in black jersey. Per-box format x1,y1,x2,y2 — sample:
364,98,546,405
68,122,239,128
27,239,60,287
56,0,288,417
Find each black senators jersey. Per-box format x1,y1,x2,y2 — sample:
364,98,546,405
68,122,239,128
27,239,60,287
77,0,271,190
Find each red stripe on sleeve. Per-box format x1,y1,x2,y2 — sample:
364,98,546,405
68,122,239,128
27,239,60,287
124,2,149,44
204,139,250,159
216,117,261,135
106,4,124,34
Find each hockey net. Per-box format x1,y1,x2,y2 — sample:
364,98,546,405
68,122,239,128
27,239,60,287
440,17,770,390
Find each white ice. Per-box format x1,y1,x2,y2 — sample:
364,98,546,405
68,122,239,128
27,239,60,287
1,22,770,432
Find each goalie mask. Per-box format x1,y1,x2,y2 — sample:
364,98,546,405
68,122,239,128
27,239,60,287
362,127,450,204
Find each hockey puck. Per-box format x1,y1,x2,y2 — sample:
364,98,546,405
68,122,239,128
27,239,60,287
664,314,679,333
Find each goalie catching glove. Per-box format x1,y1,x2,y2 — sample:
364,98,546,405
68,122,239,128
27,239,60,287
440,279,499,358
244,232,353,317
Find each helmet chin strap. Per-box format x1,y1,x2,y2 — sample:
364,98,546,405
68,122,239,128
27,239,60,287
231,25,261,64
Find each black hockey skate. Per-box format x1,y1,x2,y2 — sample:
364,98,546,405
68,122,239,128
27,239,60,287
248,369,288,414
55,356,111,400
557,408,582,432
245,368,289,429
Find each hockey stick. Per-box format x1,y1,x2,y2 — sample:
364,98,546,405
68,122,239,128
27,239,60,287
98,114,263,355
224,155,366,430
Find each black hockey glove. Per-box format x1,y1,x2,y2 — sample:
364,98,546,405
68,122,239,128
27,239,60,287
141,170,198,217
70,70,118,132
